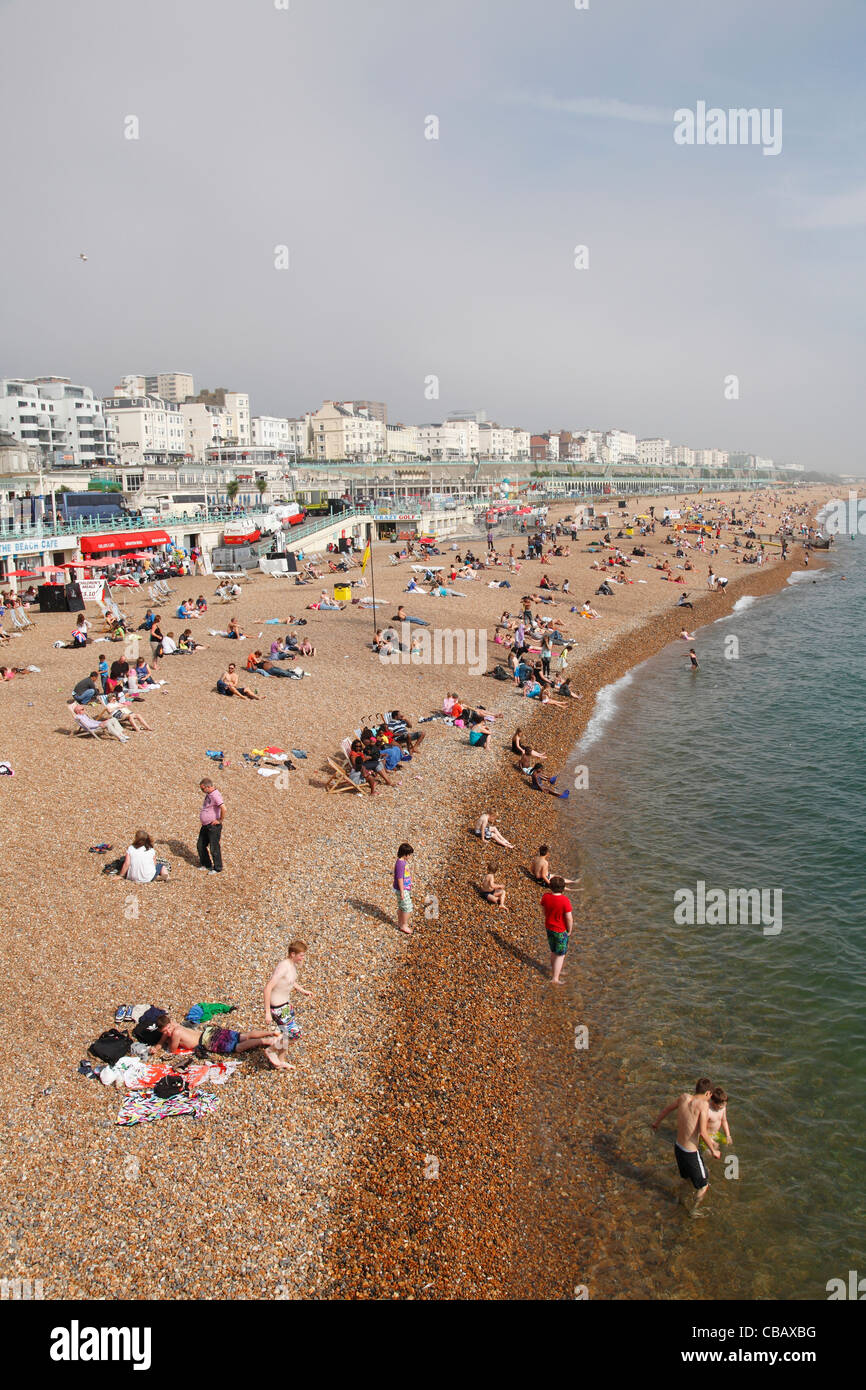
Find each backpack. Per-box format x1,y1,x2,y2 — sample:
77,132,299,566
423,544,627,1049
493,664,511,681
89,1029,132,1063
153,1075,187,1099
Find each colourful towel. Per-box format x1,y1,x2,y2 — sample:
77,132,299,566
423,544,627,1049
116,1092,219,1125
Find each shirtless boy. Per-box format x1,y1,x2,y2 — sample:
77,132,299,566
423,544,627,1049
263,942,311,1071
480,864,507,909
652,1078,721,1215
152,1011,281,1057
529,845,578,887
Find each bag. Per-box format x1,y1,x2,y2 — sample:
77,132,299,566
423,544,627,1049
493,665,511,681
89,1029,132,1063
153,1075,187,1099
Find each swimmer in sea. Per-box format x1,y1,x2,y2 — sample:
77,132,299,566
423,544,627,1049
689,648,699,670
679,629,695,641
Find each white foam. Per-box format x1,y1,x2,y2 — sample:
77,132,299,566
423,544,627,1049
577,669,636,752
732,595,757,613
787,569,828,585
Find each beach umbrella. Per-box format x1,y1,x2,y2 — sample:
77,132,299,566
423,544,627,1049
7,569,40,578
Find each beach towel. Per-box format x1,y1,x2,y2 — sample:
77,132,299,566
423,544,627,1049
116,1092,219,1125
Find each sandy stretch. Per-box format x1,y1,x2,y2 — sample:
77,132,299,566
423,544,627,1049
0,485,829,1299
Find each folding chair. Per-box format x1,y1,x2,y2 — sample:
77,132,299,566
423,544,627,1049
324,756,362,794
11,608,35,632
72,713,112,740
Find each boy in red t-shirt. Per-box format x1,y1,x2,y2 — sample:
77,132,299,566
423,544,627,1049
541,875,573,984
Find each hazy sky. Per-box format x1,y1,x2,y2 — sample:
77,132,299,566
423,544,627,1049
1,0,863,469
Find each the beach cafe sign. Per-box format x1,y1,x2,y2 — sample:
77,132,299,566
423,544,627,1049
0,535,76,557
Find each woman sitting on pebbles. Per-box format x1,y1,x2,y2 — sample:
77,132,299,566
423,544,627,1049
119,830,170,883
512,727,546,762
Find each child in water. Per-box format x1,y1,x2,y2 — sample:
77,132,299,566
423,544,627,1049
701,1086,733,1150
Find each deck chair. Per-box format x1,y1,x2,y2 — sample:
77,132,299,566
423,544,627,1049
72,712,112,740
340,737,354,762
10,608,35,631
148,585,160,603
324,756,362,794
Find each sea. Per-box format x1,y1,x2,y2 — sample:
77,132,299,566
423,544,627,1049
559,532,866,1300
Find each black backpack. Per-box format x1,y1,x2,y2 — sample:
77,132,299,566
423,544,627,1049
153,1075,187,1099
493,664,511,681
89,1029,132,1063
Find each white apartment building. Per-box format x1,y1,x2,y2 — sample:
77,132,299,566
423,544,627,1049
104,394,187,465
0,378,117,467
693,449,730,470
252,415,291,449
478,424,515,459
637,438,671,468
224,392,251,447
416,420,479,461
386,423,420,459
0,380,65,458
578,430,604,461
669,445,695,468
604,429,637,464
286,419,309,458
310,402,386,461
512,429,530,460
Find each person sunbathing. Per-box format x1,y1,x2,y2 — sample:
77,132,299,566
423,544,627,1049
216,663,265,700
179,629,207,652
68,701,129,742
227,617,245,639
150,1011,281,1058
105,701,154,732
579,601,600,618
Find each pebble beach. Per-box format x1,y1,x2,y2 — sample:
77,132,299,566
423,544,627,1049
0,486,829,1300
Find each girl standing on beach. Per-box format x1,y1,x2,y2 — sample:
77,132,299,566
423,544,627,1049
393,842,414,935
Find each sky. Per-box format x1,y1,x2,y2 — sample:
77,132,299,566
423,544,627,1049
1,0,863,470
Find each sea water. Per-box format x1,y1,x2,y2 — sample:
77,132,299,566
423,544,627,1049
560,539,866,1300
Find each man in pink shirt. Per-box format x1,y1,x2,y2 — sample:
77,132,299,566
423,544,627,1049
197,778,225,874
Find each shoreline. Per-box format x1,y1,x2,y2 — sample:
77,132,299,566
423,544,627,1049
320,538,829,1298
0,486,831,1301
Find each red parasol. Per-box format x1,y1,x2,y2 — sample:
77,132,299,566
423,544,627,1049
7,569,40,578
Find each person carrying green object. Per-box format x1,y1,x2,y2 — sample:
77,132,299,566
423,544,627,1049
699,1086,733,1151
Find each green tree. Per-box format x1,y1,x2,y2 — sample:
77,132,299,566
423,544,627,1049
226,478,239,506
256,476,268,504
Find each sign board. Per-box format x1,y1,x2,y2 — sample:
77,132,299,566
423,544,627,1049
0,535,77,558
79,579,108,604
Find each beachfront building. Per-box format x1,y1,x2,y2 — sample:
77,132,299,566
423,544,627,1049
252,415,291,449
310,402,387,461
0,378,116,469
693,449,730,470
187,388,251,448
415,420,479,461
386,423,421,459
604,429,637,465
478,424,515,459
670,445,695,468
638,438,671,468
104,394,188,466
179,402,234,461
